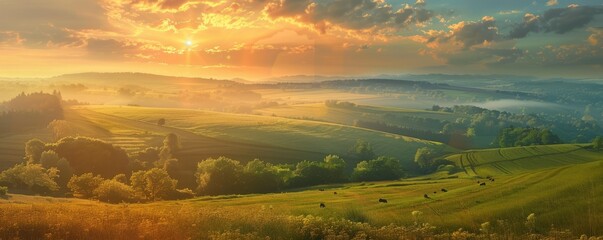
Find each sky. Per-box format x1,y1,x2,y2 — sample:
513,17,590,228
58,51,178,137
0,0,602,80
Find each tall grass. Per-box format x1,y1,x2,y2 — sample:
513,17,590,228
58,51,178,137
1,202,601,240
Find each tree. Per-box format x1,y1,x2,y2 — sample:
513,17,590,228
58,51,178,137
157,118,166,126
50,137,130,178
40,150,60,169
242,159,283,193
159,133,181,162
56,158,74,187
351,156,404,182
287,160,331,188
0,186,7,196
0,163,59,194
93,179,135,203
593,136,603,150
24,139,45,164
322,155,347,182
414,147,434,168
163,133,181,153
113,174,127,184
350,140,375,161
47,120,75,140
130,168,177,201
67,173,104,198
196,157,243,195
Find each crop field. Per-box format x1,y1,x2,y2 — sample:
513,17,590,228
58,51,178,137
0,128,53,170
76,105,447,164
1,159,602,239
445,144,603,176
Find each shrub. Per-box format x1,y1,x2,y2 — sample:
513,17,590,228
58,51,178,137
67,173,104,198
0,186,7,196
351,156,405,182
130,168,177,201
0,163,59,194
49,137,130,178
93,179,135,203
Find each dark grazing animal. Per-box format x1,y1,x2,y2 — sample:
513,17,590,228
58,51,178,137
320,203,326,208
480,182,486,186
333,192,337,195
441,188,448,192
433,191,437,194
378,198,388,203
424,194,431,199
490,178,495,182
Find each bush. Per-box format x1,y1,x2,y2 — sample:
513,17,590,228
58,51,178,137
67,173,104,198
130,168,177,201
93,179,135,203
352,156,405,182
0,163,59,194
49,137,130,178
0,186,7,196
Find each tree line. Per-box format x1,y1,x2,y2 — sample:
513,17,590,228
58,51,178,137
0,136,418,203
0,91,63,133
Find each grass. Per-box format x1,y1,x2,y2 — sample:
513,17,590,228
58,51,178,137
71,105,447,164
445,144,603,176
255,102,457,130
1,159,602,239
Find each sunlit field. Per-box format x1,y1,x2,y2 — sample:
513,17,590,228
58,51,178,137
2,159,602,239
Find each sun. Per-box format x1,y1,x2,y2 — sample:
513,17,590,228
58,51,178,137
185,40,193,47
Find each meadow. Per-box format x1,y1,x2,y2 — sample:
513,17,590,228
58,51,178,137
445,144,602,176
1,157,602,239
72,105,446,164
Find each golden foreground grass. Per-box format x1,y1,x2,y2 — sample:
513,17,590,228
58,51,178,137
1,159,602,239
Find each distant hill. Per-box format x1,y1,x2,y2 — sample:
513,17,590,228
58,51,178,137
49,72,240,87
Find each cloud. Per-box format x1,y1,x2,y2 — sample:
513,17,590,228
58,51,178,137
588,28,603,46
508,5,603,38
498,10,520,15
0,0,113,47
265,0,434,34
542,5,603,34
546,0,558,6
129,0,197,12
428,16,499,49
0,31,23,45
508,13,540,39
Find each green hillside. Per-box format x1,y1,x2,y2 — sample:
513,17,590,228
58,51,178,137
445,144,603,176
2,159,602,238
69,105,448,164
256,103,457,130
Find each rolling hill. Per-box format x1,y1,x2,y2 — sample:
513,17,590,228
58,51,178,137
69,105,449,164
445,144,603,176
2,158,601,238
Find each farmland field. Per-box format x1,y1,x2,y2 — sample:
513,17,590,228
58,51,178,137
72,105,447,164
255,103,457,127
445,144,603,176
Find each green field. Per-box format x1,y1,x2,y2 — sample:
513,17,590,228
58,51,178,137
255,103,457,130
445,144,603,176
2,157,602,238
70,105,447,164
